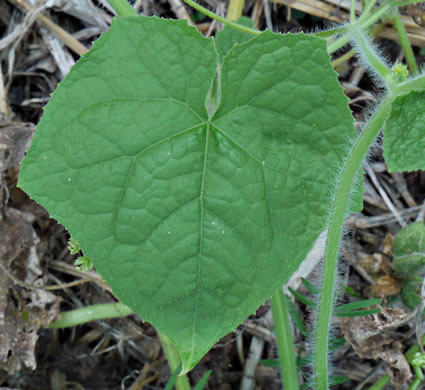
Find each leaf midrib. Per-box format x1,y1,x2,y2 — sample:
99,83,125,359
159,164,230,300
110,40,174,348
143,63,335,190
190,120,210,364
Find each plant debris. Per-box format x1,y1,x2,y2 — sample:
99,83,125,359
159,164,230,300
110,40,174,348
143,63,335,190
0,123,60,375
341,308,412,385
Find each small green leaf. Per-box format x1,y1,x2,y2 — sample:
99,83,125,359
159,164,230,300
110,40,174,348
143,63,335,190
343,285,362,298
384,91,425,172
335,308,381,317
288,287,316,308
19,16,359,372
74,255,94,272
329,376,349,385
335,298,380,312
164,364,181,390
401,278,422,309
335,298,381,317
193,370,212,390
285,295,307,336
68,238,82,255
393,221,425,276
261,358,280,367
300,277,319,295
297,355,311,369
329,337,346,350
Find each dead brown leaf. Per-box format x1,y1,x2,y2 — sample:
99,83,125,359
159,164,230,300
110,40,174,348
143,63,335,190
374,275,402,297
0,123,34,172
358,253,393,275
0,121,60,374
341,307,412,385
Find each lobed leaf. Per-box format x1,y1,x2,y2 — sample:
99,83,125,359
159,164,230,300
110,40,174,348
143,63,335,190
19,16,359,372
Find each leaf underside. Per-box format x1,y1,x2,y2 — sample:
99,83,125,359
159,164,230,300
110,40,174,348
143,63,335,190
19,16,359,372
384,91,425,173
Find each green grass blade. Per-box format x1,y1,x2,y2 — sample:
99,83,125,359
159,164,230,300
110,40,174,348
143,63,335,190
288,287,316,308
193,370,212,390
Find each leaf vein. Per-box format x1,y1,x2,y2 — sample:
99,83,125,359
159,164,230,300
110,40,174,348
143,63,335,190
211,124,327,187
190,121,210,364
112,158,137,239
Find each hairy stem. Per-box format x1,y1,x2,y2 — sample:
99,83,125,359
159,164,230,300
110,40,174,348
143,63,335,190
398,72,425,93
270,289,300,390
393,9,419,75
327,2,392,54
362,0,378,20
227,0,245,21
107,0,138,16
313,95,393,389
350,0,356,23
158,331,192,390
350,27,397,89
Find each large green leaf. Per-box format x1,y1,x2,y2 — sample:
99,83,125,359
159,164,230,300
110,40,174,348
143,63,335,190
19,16,358,372
384,91,425,172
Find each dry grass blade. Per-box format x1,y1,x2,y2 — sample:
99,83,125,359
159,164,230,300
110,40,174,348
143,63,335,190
169,0,194,22
0,63,7,120
270,0,425,45
9,0,88,56
0,2,44,51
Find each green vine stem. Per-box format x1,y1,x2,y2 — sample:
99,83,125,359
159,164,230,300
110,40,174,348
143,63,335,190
49,302,192,390
313,30,399,389
326,2,393,54
313,94,393,390
270,289,300,390
393,9,419,75
179,0,396,57
48,302,133,328
350,0,356,23
227,0,245,21
107,0,138,16
183,0,260,35
313,62,425,388
158,331,192,390
350,27,397,89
